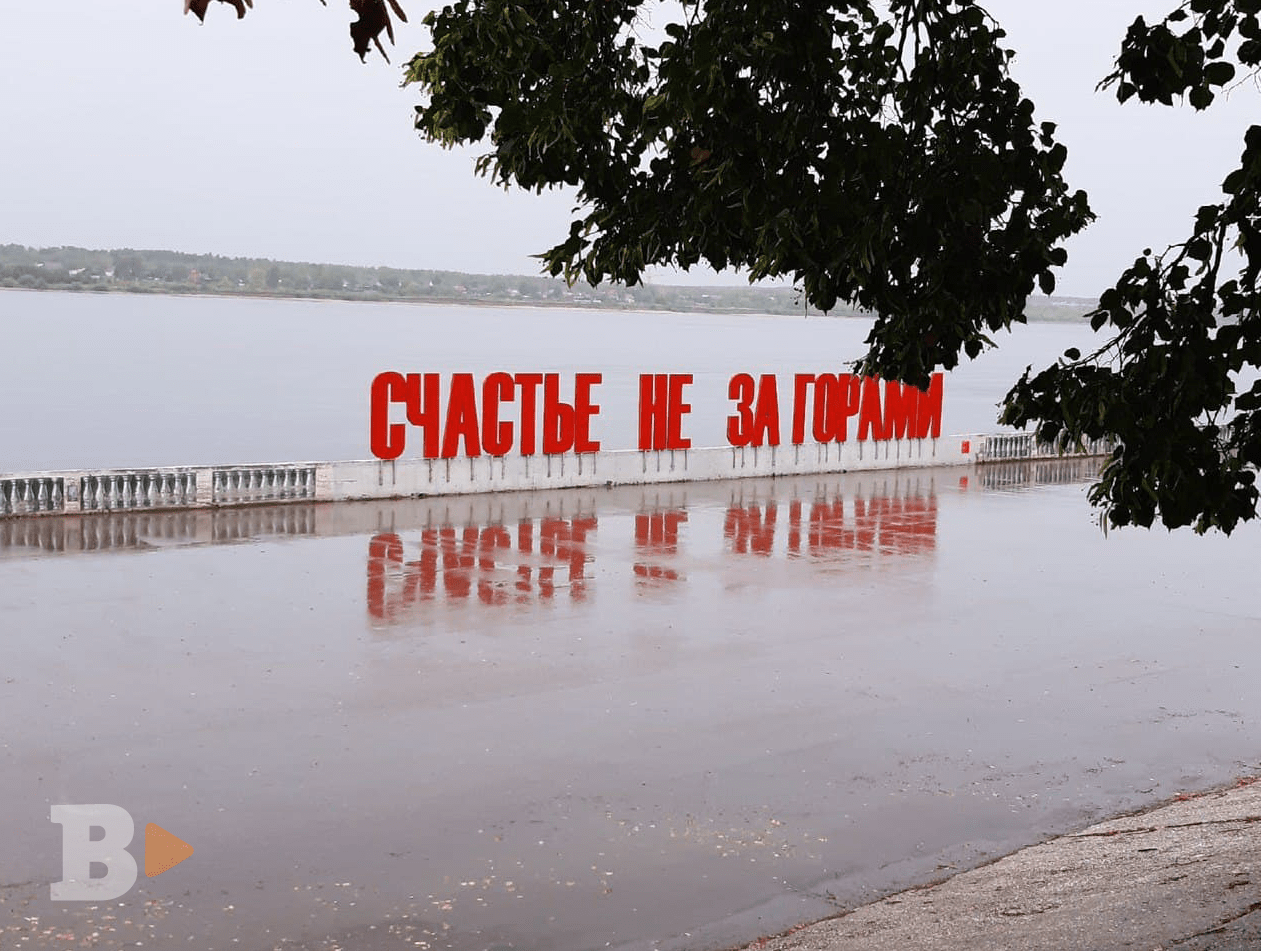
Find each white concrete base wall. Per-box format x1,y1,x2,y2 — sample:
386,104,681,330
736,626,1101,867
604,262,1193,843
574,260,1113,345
340,435,973,502
0,432,1100,517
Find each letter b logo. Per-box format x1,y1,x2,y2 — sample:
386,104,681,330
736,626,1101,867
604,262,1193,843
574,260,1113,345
50,804,138,901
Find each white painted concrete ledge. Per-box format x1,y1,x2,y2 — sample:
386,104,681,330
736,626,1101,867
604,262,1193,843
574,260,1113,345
0,432,1113,518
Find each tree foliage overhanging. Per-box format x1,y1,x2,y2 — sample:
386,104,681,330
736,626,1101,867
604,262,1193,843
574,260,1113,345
188,0,1261,535
408,0,1094,392
1000,1,1261,535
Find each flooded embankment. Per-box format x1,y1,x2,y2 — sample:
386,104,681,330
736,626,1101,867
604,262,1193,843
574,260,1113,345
3,461,1260,950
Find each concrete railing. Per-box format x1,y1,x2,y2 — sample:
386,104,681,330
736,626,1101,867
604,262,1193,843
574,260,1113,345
972,431,1115,463
0,432,1113,519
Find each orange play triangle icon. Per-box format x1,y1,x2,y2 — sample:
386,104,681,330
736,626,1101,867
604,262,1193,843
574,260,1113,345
145,823,194,878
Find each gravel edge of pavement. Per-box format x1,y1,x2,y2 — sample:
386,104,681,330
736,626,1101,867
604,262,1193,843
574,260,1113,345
737,775,1261,951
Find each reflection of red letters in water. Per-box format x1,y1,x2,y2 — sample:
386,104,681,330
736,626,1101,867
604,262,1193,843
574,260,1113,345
808,498,847,552
724,504,778,555
539,516,596,601
879,494,938,555
477,525,512,605
732,491,937,559
367,489,938,620
366,533,405,618
807,494,937,555
787,499,803,554
366,515,596,621
633,511,687,584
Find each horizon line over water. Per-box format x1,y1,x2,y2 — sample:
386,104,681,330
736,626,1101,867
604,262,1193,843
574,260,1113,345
0,247,1103,316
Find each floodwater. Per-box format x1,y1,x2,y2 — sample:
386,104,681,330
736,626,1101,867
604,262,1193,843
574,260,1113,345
3,461,1261,951
0,289,1093,472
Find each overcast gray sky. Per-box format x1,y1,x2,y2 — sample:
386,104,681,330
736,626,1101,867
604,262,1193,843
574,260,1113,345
1,1,1254,297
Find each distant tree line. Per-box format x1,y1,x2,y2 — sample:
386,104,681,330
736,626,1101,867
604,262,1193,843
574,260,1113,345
0,244,1094,321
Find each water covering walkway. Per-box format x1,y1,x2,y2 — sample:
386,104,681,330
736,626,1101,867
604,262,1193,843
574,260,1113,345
2,461,1259,951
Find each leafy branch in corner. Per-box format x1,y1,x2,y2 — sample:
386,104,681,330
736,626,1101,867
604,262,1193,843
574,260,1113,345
1001,0,1261,534
183,0,408,62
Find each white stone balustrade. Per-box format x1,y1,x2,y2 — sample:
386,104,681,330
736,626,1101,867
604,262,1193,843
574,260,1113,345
973,432,1114,462
212,466,316,505
0,432,1118,519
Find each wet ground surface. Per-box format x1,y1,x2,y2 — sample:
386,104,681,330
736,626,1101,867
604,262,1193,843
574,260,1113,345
2,459,1260,951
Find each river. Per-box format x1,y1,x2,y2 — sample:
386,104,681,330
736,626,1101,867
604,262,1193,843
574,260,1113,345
2,290,1258,951
0,289,1091,471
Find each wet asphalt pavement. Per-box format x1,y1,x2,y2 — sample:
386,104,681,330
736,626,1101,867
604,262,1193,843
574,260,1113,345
2,459,1260,951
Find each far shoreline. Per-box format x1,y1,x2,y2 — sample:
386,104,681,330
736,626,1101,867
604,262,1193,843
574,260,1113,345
0,284,1094,324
